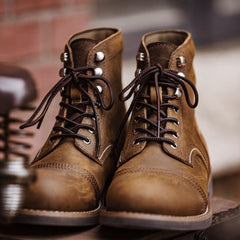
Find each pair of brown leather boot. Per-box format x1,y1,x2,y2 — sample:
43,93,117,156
17,27,212,231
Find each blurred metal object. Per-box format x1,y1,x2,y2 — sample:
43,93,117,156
0,158,35,221
0,63,37,223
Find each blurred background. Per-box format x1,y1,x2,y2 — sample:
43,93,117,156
0,0,240,238
0,0,240,201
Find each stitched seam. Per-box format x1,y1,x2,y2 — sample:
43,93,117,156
34,163,100,199
114,168,208,208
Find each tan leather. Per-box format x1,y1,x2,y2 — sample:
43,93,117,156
24,28,125,212
105,30,211,217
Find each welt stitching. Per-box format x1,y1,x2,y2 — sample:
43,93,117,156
34,163,100,199
114,167,208,207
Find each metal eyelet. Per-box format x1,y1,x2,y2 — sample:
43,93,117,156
83,138,91,144
171,143,177,149
174,120,179,126
92,115,99,121
133,140,140,146
59,68,67,77
175,87,182,99
95,103,100,109
136,52,145,61
173,132,179,138
135,68,142,76
96,85,103,93
176,56,186,67
173,107,179,112
60,52,68,62
95,52,105,62
135,103,142,110
133,129,138,135
134,115,141,123
88,128,95,134
177,72,185,78
94,67,103,76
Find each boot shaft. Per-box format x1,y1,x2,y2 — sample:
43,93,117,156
119,30,209,170
34,28,125,164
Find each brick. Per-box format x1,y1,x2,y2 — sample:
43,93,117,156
15,0,62,13
28,63,61,98
0,21,40,61
74,0,89,4
52,12,91,51
0,0,5,16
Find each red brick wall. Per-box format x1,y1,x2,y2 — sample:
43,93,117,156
0,0,93,159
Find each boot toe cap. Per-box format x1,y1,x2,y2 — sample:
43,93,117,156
106,170,208,216
23,168,98,212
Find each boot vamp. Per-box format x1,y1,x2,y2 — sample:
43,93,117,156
25,139,114,211
24,168,97,211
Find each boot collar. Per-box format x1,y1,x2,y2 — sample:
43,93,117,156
136,30,195,74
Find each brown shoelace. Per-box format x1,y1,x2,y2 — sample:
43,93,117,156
118,64,198,148
20,66,114,158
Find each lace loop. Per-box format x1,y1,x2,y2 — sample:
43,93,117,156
20,66,114,158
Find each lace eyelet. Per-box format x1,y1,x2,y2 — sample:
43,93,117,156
177,72,185,78
171,143,177,149
133,140,140,146
173,132,179,138
174,87,182,99
96,85,103,93
174,120,179,126
94,67,103,76
92,115,99,121
136,105,141,110
173,107,179,113
176,56,186,68
88,128,95,134
95,52,105,62
135,68,142,76
133,129,138,135
83,137,91,144
134,115,140,123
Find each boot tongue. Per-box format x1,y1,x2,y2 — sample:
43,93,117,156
147,42,177,68
146,42,177,131
63,38,98,139
70,38,99,67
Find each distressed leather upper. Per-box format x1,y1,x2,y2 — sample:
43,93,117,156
106,30,211,216
24,28,125,212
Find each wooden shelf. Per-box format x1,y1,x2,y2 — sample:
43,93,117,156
0,197,239,240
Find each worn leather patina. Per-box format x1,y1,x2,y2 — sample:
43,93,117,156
101,30,212,230
17,28,125,226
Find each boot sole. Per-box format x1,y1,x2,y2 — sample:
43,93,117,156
13,203,101,226
100,202,212,231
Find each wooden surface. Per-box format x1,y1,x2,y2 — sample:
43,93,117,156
0,197,239,240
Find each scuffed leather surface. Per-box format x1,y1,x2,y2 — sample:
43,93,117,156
24,28,125,212
106,30,211,217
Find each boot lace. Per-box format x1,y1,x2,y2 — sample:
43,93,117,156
20,66,114,158
118,64,198,148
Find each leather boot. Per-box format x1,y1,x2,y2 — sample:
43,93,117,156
100,30,212,230
16,28,125,226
